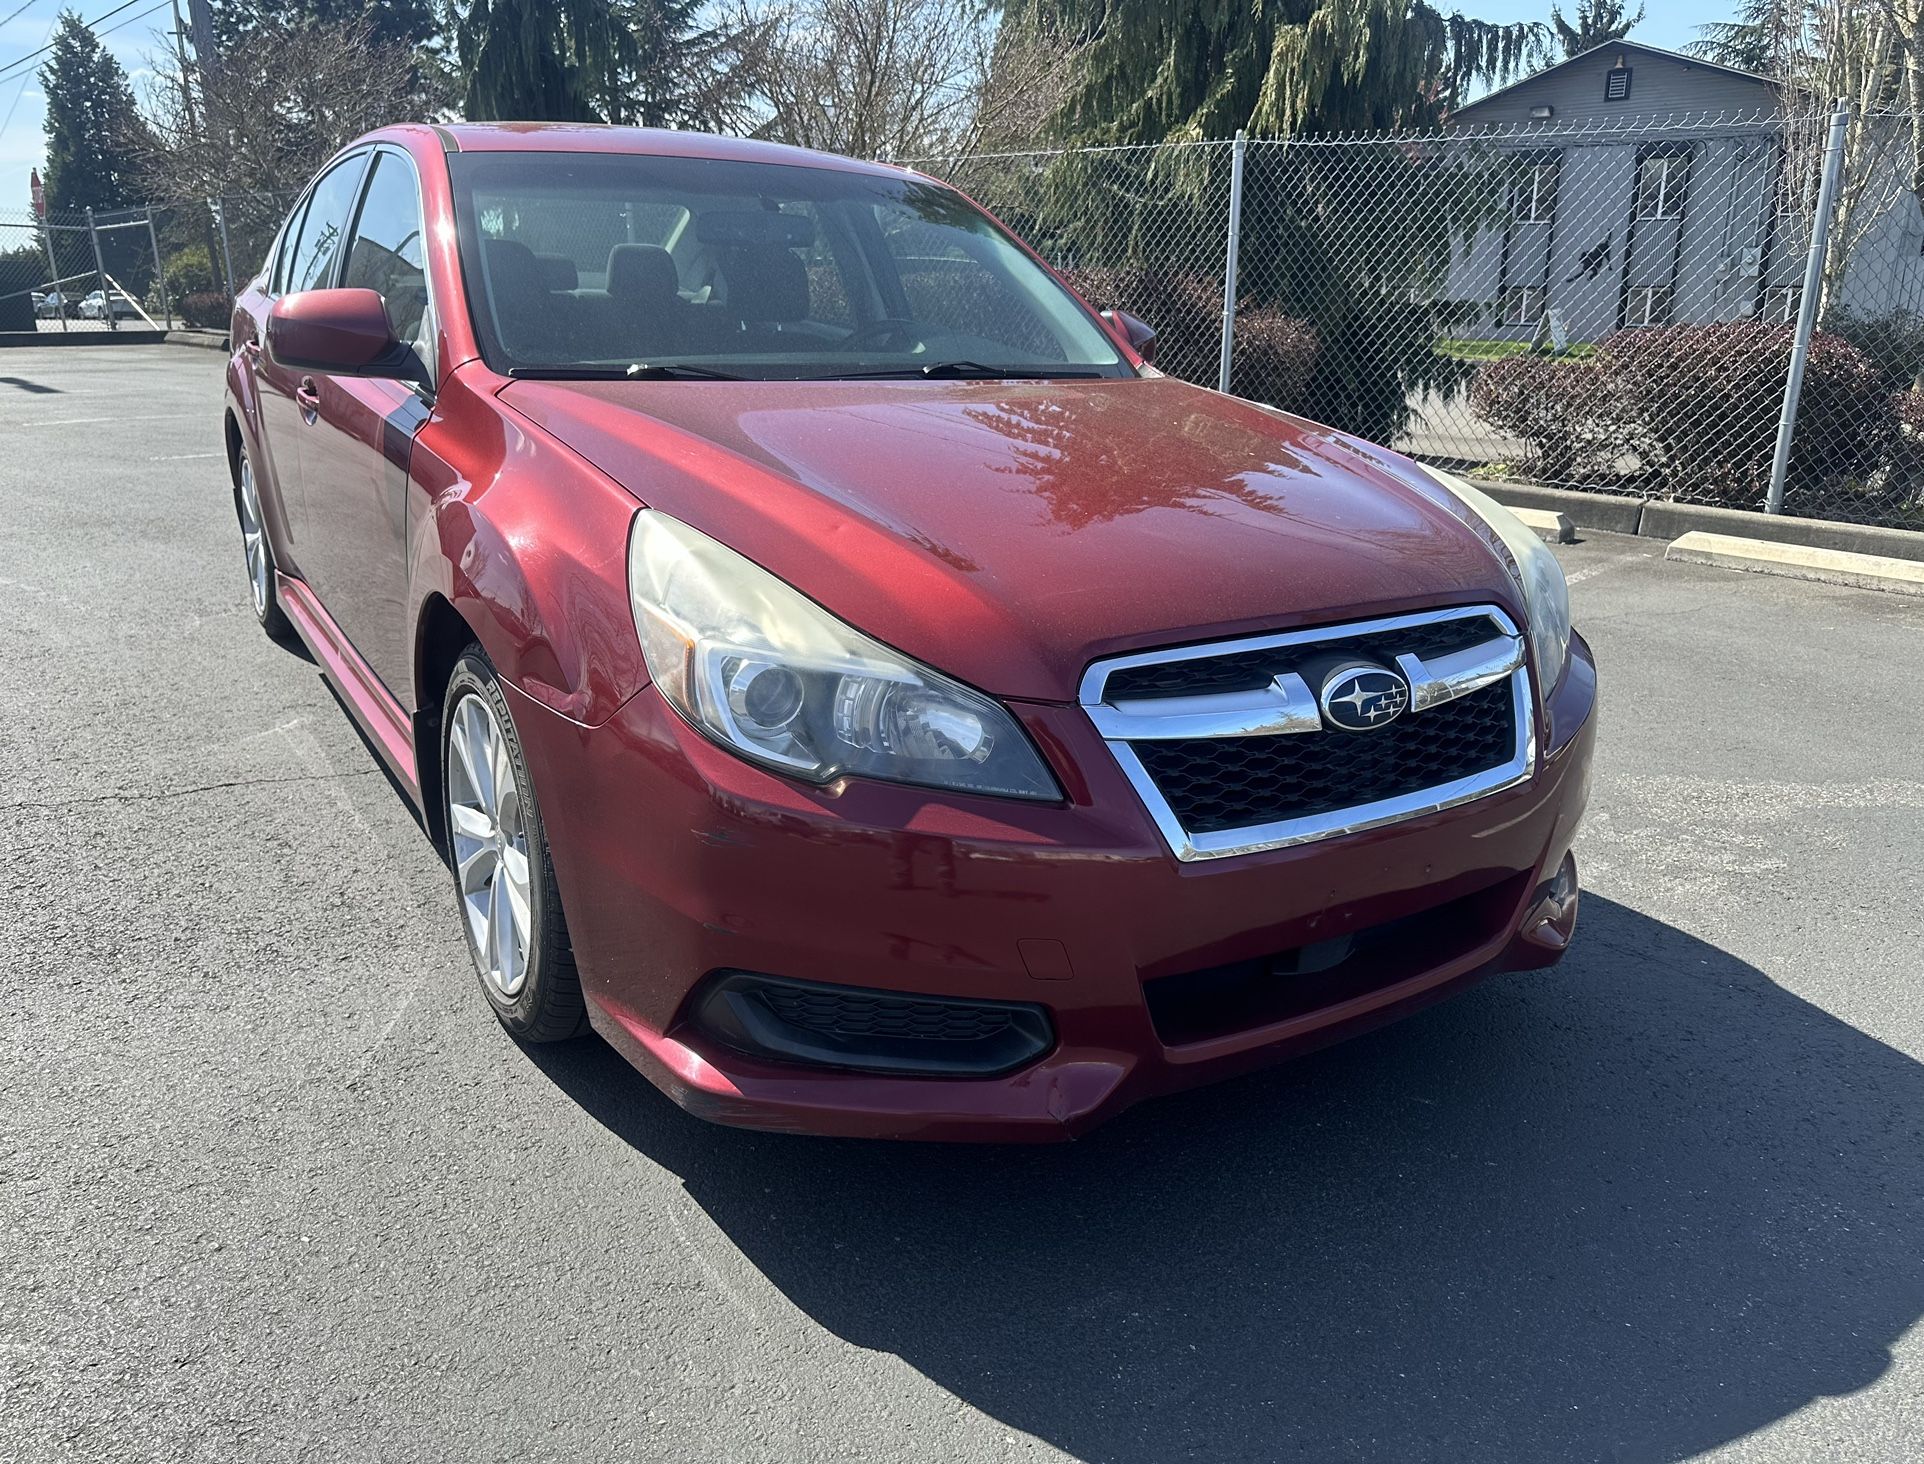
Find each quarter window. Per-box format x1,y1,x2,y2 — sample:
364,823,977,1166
286,155,369,294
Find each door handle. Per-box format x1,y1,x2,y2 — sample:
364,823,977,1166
295,377,320,415
240,338,261,359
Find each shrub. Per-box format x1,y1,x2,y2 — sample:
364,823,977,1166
1057,265,1319,411
1469,320,1893,508
1467,353,1637,483
180,291,232,330
157,244,220,314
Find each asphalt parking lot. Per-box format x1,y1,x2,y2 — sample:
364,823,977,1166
4,343,1923,1464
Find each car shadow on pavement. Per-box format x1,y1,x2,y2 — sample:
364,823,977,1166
527,895,1924,1464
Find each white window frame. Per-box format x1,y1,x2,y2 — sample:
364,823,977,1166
1502,285,1547,327
1625,284,1673,328
1513,160,1558,224
1761,285,1798,323
1635,153,1689,221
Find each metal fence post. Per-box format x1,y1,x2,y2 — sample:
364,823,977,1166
39,219,67,331
85,207,112,331
147,207,173,330
1767,98,1851,515
1218,130,1248,394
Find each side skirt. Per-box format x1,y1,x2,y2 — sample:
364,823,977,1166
277,571,421,798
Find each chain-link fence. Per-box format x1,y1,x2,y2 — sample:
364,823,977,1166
915,104,1924,532
0,190,296,337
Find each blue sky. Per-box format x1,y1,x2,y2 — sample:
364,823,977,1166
0,0,1736,212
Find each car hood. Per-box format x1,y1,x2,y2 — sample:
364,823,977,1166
498,374,1519,703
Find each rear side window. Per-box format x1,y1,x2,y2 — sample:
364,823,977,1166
343,152,431,356
287,155,369,294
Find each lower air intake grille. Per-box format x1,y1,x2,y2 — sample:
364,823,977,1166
1134,678,1517,835
759,986,1015,1042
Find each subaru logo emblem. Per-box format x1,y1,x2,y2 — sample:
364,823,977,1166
1318,661,1410,732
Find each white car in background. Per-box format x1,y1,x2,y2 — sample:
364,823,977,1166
77,289,141,321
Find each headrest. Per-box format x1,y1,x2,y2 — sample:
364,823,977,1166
535,252,578,292
696,210,816,249
606,243,680,303
727,244,809,324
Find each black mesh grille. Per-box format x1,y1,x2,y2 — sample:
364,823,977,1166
758,986,1015,1043
1134,678,1517,834
1103,615,1501,701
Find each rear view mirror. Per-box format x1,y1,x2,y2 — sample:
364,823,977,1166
267,288,418,380
1101,308,1157,364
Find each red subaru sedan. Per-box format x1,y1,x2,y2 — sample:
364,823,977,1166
225,123,1595,1140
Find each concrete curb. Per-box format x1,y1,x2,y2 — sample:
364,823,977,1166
164,331,229,352
1479,479,1924,564
1665,531,1924,597
1508,506,1576,543
0,329,166,348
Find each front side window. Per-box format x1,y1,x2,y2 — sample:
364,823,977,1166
287,155,369,294
343,151,432,358
448,152,1127,380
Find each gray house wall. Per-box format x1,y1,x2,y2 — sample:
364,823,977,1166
1439,46,1924,342
1451,44,1778,130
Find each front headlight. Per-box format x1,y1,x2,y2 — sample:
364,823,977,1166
1417,466,1573,692
627,510,1060,801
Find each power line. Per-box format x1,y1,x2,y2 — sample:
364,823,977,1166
0,0,46,31
0,0,167,88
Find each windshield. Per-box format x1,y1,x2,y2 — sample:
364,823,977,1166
448,151,1128,381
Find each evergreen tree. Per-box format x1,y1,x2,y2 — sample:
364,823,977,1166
453,0,765,126
1546,0,1642,61
1010,0,1541,143
39,11,148,215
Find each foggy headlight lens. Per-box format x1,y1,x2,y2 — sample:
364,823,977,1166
627,510,1059,800
1417,466,1573,692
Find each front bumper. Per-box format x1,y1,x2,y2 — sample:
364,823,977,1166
513,633,1597,1141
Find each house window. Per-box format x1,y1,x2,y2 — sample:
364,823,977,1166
1761,285,1799,323
1625,285,1672,327
1502,285,1548,326
1635,151,1691,220
1511,157,1560,223
1605,67,1633,101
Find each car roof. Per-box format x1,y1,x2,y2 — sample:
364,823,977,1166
392,122,913,182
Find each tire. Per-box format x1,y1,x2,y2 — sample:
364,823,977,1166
442,649,588,1043
235,443,296,644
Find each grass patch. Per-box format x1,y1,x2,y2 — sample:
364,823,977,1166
1435,338,1596,362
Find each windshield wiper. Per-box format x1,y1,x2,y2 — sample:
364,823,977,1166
826,360,1111,381
506,362,745,381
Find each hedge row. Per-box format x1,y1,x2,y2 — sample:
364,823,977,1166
1058,266,1320,410
1470,320,1912,512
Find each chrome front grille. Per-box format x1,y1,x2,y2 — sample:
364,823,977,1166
1080,606,1536,861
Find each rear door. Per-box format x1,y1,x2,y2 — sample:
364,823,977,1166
294,147,435,697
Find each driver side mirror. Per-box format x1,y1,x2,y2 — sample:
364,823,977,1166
1101,308,1157,364
267,287,422,383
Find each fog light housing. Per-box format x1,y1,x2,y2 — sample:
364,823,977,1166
690,971,1055,1077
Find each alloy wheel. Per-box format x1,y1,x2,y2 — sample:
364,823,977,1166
446,692,533,998
237,453,270,617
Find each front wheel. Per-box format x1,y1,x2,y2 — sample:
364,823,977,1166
442,651,588,1043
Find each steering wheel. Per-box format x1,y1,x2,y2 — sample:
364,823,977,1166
836,318,923,353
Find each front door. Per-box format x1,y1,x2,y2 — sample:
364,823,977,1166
295,149,435,699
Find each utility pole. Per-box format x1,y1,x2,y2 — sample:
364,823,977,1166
184,0,218,81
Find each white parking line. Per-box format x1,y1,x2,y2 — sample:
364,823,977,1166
149,452,221,461
17,412,190,428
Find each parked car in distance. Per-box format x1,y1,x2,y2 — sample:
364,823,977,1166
225,124,1596,1141
77,288,141,321
34,290,67,319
